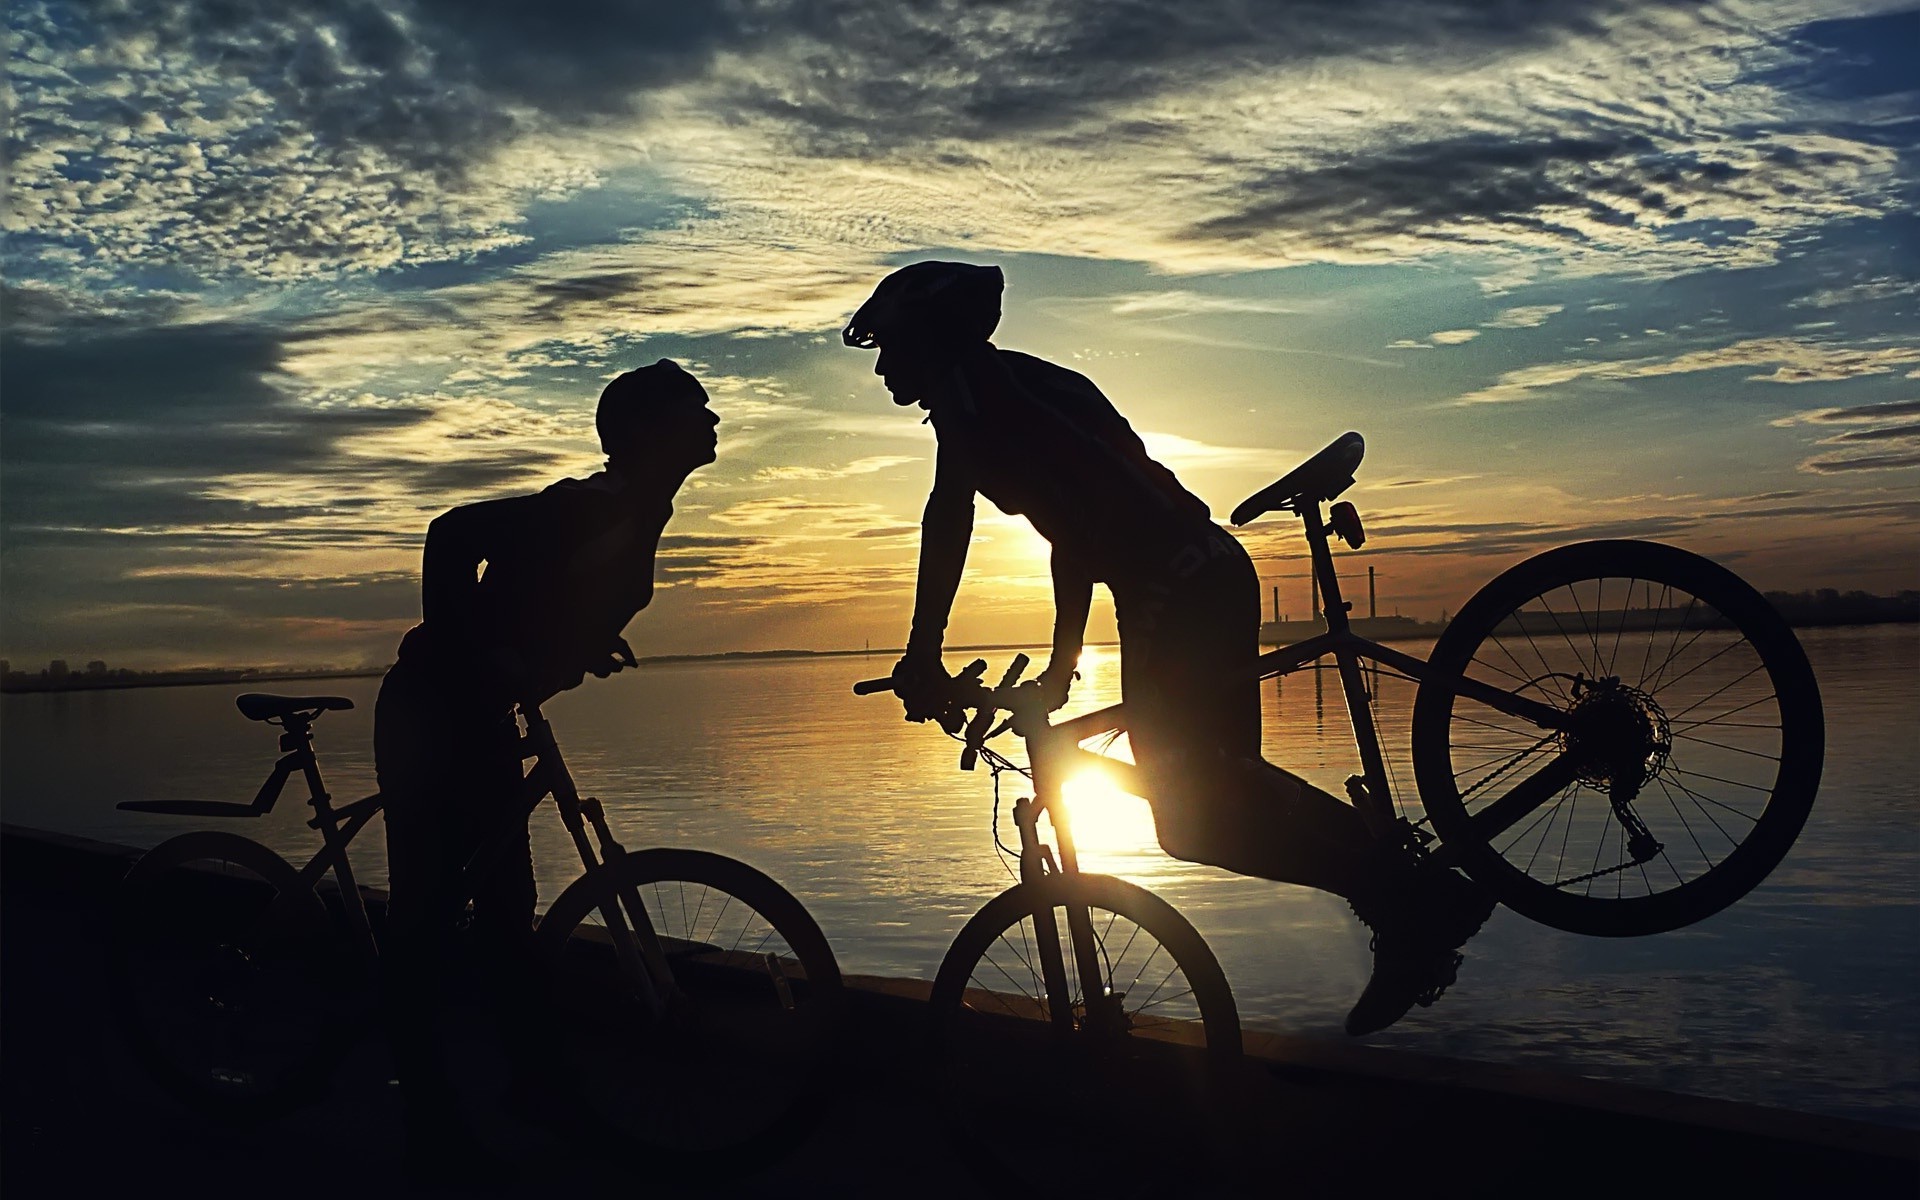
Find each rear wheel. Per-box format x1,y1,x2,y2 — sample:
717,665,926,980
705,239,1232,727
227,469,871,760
1412,541,1823,936
534,849,843,1176
927,874,1241,1194
111,832,357,1116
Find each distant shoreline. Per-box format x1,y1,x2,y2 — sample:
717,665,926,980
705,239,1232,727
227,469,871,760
0,641,1109,695
4,604,1913,695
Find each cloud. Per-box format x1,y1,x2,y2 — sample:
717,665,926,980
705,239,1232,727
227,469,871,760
1800,450,1920,473
708,497,873,529
753,455,920,482
0,316,598,594
1816,423,1920,444
1771,398,1920,426
1778,396,1920,472
1382,475,1483,488
1457,336,1920,404
1136,431,1277,474
11,0,1914,300
7,0,1920,664
1392,328,1481,349
1791,276,1920,309
1485,304,1565,329
1343,486,1920,560
1108,291,1305,318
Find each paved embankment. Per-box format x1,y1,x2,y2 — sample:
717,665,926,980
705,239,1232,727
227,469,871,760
3,824,1913,1196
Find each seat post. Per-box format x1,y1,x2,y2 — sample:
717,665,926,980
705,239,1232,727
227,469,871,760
282,716,337,822
1302,502,1352,635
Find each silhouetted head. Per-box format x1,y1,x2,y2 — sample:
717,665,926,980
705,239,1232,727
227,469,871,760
596,358,719,473
843,261,1003,405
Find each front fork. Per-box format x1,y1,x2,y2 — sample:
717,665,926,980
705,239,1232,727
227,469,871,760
522,712,676,1017
1014,793,1126,1039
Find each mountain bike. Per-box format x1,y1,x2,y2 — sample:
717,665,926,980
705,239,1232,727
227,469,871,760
110,694,844,1172
862,651,1252,1191
856,430,1823,1187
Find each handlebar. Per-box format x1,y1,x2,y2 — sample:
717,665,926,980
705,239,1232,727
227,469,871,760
853,654,1034,770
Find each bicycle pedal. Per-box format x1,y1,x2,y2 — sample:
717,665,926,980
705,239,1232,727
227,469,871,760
762,953,797,1011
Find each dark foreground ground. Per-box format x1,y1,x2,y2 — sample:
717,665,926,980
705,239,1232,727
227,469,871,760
4,825,1914,1197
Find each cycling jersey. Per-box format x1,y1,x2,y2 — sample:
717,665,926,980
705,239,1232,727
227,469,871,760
924,347,1214,582
395,467,671,708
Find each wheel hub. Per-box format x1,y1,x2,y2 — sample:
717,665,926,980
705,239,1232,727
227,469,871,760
1561,677,1671,790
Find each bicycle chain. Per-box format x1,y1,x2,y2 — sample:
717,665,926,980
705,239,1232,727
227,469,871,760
1549,855,1647,890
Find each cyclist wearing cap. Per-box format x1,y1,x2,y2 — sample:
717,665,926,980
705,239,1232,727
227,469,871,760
374,358,719,1171
844,262,1491,1037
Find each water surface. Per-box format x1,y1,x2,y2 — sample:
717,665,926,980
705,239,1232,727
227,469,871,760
4,624,1914,1127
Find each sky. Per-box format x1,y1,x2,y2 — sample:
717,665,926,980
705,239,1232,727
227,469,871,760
3,0,1917,670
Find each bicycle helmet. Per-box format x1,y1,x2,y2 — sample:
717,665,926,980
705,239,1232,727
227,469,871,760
842,261,1004,350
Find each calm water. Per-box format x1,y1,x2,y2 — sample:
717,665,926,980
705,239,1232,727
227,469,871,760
4,625,1916,1127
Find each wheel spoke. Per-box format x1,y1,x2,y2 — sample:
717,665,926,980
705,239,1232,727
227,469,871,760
1416,544,1819,936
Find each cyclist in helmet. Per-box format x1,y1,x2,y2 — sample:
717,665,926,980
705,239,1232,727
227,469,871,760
845,261,1492,1036
375,358,719,1172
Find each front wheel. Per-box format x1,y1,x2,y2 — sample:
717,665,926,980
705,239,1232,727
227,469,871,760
928,873,1241,1194
1412,540,1824,936
534,848,844,1175
110,831,359,1117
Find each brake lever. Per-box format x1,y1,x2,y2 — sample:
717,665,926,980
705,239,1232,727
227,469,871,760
959,655,1031,770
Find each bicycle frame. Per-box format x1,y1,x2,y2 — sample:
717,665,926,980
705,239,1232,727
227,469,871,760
994,497,1580,897
162,702,685,1016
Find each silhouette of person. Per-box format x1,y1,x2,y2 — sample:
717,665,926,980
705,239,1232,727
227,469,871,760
844,262,1492,1035
374,359,718,1172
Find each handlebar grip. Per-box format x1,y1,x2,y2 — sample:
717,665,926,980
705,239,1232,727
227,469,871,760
853,677,896,696
997,653,1030,688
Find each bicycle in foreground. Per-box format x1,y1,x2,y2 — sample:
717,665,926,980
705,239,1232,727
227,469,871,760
110,694,843,1172
857,430,1824,1189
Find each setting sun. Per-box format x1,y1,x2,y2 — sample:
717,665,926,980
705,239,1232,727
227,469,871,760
1059,765,1160,858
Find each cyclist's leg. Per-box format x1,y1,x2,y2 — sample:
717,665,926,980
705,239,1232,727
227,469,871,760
458,718,548,1096
375,664,514,1159
1115,536,1377,897
1150,754,1378,897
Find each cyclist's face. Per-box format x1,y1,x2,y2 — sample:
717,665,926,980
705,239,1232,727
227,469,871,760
673,398,721,465
874,340,938,407
621,394,718,469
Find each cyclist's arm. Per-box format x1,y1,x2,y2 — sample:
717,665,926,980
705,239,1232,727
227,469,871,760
906,443,975,659
1046,545,1093,684
421,493,545,677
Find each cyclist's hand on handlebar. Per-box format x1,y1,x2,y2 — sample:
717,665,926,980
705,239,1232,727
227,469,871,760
891,651,962,731
1034,663,1077,712
586,635,639,679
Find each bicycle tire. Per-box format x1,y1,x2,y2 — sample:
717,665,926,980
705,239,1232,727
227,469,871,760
1411,540,1824,936
110,831,360,1117
927,873,1241,1194
533,848,844,1175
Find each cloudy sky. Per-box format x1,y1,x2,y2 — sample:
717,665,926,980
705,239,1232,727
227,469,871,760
3,0,1916,670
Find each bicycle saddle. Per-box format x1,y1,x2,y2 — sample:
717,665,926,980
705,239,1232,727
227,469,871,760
235,693,355,722
1230,431,1365,525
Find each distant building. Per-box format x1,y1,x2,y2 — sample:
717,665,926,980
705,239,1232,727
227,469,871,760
87,660,107,676
48,660,70,681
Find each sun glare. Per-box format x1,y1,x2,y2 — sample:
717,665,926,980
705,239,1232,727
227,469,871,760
1059,767,1160,858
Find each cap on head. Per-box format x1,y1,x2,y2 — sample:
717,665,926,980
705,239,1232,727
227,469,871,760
842,261,1003,352
596,358,705,453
